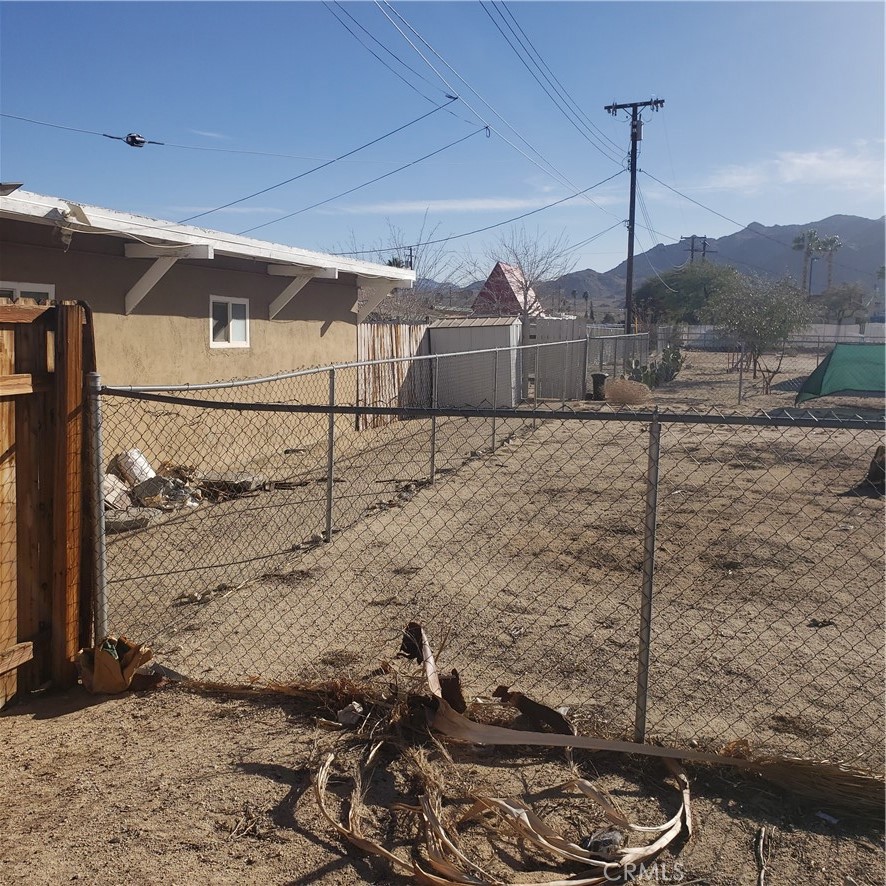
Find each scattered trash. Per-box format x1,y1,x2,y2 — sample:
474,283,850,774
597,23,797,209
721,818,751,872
114,448,156,486
105,451,202,515
336,701,364,726
102,473,132,509
156,461,198,483
77,636,152,694
131,475,173,505
105,507,164,534
816,810,839,825
808,618,837,628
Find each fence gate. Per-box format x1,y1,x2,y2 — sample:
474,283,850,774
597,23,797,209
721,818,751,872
0,300,95,707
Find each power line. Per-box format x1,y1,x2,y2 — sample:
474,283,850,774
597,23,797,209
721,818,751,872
479,1,622,165
373,0,622,223
177,98,457,224
323,1,475,128
326,2,445,95
636,181,679,244
333,168,626,255
238,127,487,235
548,220,626,261
0,110,459,165
633,227,677,292
496,1,624,156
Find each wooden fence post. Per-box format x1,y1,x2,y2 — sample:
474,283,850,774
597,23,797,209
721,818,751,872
14,311,54,691
51,304,84,686
0,322,16,705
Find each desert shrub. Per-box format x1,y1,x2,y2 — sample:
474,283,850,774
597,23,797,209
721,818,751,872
628,345,684,388
605,378,652,405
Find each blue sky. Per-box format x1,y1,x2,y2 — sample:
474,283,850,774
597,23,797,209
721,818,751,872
1,1,883,281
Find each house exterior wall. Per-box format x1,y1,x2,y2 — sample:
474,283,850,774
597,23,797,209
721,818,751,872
0,218,360,387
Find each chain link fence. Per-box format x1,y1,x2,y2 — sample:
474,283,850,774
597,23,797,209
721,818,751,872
91,343,885,769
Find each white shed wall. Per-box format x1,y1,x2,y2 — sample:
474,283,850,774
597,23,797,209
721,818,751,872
429,322,522,407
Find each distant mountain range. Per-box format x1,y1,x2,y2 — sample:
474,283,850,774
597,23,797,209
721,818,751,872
428,214,884,314
536,214,885,310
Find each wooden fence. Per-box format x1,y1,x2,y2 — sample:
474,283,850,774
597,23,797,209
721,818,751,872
0,300,96,707
356,322,429,430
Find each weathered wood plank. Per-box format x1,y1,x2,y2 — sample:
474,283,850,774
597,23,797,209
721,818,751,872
78,304,98,651
15,316,53,690
0,326,17,706
0,373,51,397
0,642,33,676
0,304,52,324
51,304,83,687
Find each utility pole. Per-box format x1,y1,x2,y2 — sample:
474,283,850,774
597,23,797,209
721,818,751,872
605,97,665,334
680,235,715,264
700,236,716,263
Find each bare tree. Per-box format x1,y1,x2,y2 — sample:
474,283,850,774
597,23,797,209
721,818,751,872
469,226,576,347
331,213,459,322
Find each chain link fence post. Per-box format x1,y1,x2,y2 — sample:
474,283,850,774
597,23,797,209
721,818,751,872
583,334,590,398
429,355,438,482
325,367,336,542
634,408,661,744
87,372,108,642
491,348,499,451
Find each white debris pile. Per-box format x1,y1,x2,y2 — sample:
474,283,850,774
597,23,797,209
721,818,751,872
103,448,202,533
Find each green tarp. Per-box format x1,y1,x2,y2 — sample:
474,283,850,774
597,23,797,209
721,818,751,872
795,343,886,405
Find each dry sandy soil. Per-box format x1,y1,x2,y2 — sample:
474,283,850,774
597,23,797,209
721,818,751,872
2,349,884,885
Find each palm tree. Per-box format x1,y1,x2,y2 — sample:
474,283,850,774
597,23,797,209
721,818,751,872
792,229,821,293
819,235,842,291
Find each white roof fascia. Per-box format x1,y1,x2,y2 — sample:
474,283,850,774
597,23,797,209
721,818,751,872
0,190,415,286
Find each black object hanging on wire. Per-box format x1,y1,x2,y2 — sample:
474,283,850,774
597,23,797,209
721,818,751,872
102,132,165,148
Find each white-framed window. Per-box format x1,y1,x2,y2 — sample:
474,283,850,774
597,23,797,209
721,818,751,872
209,296,249,348
0,281,56,302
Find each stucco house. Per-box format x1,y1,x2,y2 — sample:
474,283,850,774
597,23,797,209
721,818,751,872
0,189,415,386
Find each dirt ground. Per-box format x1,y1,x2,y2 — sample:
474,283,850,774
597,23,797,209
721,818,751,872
2,348,884,885
103,350,884,762
2,679,883,886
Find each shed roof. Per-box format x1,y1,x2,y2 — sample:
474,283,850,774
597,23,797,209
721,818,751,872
430,317,521,328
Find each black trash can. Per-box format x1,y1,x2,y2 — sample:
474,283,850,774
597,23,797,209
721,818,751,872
589,372,608,401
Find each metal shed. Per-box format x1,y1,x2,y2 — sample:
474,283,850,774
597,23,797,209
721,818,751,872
428,317,522,407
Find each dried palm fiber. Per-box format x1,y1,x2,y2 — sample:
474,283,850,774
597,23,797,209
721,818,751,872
410,623,884,819
314,749,691,886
